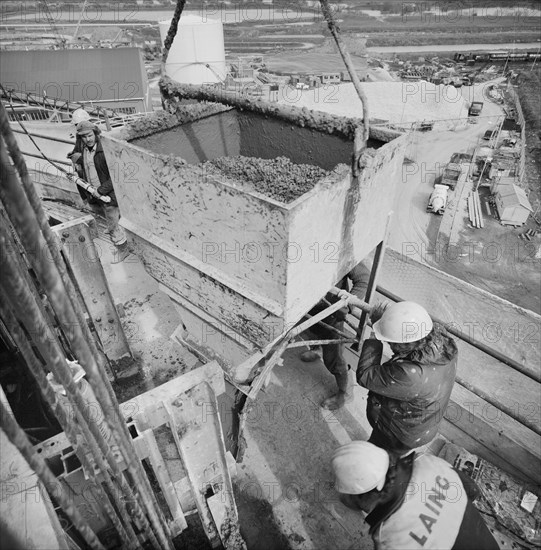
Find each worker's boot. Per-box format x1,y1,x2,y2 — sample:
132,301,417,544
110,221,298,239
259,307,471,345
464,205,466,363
322,372,352,411
111,241,132,264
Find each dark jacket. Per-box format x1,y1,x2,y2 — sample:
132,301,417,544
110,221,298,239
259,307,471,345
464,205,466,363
346,453,499,550
310,262,370,326
357,324,458,449
72,137,117,206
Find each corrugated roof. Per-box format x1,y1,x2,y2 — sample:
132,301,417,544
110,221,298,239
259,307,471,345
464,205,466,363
0,48,150,111
497,184,533,211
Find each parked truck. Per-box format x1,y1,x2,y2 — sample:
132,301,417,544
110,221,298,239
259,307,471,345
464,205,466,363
468,101,484,116
427,184,449,215
440,162,462,191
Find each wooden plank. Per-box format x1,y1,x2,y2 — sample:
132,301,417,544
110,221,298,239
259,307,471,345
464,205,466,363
455,338,540,434
51,216,132,366
445,383,541,484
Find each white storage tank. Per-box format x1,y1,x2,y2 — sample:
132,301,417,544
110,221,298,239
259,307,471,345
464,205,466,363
159,15,227,85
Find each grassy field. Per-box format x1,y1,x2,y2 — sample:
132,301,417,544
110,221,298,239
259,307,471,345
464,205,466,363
226,10,541,48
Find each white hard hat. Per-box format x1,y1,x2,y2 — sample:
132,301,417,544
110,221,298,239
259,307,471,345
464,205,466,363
72,108,90,125
332,441,389,494
372,301,433,343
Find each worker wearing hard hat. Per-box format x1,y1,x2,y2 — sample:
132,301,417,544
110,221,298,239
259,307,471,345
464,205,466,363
357,301,458,454
331,441,499,550
68,109,93,202
72,121,132,263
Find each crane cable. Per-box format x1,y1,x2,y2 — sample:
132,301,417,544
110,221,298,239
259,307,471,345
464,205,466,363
318,0,369,148
162,0,187,64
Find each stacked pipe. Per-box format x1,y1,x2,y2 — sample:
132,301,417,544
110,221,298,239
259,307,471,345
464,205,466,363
0,102,174,550
468,191,484,229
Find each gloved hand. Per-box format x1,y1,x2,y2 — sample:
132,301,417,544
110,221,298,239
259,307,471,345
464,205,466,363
369,301,390,324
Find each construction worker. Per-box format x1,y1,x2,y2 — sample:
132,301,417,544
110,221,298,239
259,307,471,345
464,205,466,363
72,121,132,263
331,441,499,550
68,108,94,203
301,262,370,410
357,301,458,455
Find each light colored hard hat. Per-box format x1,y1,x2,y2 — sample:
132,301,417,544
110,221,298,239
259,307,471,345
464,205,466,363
332,441,389,494
372,301,433,343
72,108,91,125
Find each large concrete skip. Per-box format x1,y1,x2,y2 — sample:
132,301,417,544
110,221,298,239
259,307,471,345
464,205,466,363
102,105,408,382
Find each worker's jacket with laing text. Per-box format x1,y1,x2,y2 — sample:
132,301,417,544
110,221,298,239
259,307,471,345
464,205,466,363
365,453,498,550
357,325,458,449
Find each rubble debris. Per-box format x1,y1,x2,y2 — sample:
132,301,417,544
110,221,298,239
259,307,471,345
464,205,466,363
205,156,329,203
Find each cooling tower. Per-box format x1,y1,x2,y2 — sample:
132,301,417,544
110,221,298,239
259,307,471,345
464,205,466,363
159,15,227,85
